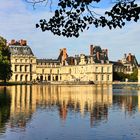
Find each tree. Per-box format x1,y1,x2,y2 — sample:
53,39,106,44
129,68,138,81
25,0,140,37
0,36,12,83
113,72,129,81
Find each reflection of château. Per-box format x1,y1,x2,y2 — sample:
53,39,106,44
1,85,140,130
113,89,140,115
110,53,138,74
8,85,113,127
9,40,113,84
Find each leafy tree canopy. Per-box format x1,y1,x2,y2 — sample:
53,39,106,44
25,0,140,37
113,68,138,82
0,36,12,83
113,71,129,81
129,68,138,81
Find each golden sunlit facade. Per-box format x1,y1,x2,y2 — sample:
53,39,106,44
9,40,113,84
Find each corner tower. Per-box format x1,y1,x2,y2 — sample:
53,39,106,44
9,39,36,82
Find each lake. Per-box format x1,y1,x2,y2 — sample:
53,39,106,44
0,84,140,140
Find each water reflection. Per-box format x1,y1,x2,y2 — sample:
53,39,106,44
0,87,11,134
1,85,140,139
113,88,140,116
7,85,112,128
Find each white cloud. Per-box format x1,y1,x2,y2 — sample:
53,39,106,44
0,0,140,62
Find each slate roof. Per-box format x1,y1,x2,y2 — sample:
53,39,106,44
9,45,34,56
109,61,124,66
37,59,60,64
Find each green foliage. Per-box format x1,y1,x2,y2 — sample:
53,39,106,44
0,36,12,82
113,72,129,81
113,68,138,82
31,0,140,37
128,68,138,82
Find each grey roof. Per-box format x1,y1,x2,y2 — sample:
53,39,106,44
109,61,125,66
93,46,102,53
37,59,60,64
9,45,34,56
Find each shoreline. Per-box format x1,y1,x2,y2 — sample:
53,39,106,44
0,81,139,86
113,82,138,84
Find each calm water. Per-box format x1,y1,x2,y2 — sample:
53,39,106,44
0,85,140,140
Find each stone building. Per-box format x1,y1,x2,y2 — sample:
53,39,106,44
9,40,113,84
110,53,138,74
9,39,36,82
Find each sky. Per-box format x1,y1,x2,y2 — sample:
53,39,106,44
0,0,140,62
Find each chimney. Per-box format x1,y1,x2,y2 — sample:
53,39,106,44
106,49,108,57
20,39,27,46
10,39,16,45
128,53,132,62
60,48,68,65
90,45,93,55
62,48,68,60
96,52,100,60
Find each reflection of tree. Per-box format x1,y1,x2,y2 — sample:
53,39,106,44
0,87,11,133
113,95,138,115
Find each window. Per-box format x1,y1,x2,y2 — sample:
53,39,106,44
42,69,44,74
96,75,98,81
102,75,104,81
30,64,32,72
107,75,110,81
69,68,71,74
25,65,28,72
20,65,22,72
101,67,103,73
50,69,52,73
107,67,110,73
15,75,18,81
20,75,23,81
15,65,17,72
95,67,98,72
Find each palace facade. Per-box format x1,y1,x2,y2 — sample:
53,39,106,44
110,53,138,74
9,40,113,84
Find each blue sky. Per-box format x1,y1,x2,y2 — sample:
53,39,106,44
0,0,140,62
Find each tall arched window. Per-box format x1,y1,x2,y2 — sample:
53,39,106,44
20,75,23,81
25,75,28,82
48,75,51,81
15,75,18,81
